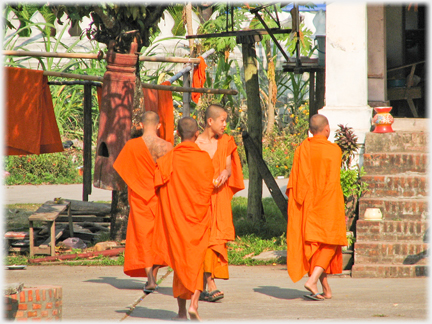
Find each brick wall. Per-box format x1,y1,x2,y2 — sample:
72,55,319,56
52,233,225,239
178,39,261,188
5,286,62,321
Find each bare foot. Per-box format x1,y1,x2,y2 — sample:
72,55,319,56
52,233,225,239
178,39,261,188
188,309,201,321
304,282,319,295
319,293,332,299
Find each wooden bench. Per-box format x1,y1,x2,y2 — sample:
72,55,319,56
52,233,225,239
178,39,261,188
28,200,73,257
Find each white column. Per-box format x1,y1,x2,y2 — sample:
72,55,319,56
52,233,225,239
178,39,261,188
319,2,373,149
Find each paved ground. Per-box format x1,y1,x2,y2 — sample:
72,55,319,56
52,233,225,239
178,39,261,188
4,264,428,321
3,179,289,205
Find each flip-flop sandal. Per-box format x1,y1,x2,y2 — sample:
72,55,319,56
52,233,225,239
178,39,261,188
199,291,210,301
304,293,325,301
143,283,159,294
207,290,224,302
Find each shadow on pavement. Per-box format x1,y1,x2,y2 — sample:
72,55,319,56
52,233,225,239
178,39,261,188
253,286,305,300
84,276,146,290
116,306,178,320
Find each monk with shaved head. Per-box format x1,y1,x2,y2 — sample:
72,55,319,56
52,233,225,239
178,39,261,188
195,104,245,302
113,110,173,293
152,117,214,320
286,114,347,301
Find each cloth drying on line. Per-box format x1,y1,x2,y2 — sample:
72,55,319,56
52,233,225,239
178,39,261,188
192,56,207,103
5,67,63,156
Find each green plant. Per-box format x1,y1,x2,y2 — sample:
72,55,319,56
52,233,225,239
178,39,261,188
335,124,360,170
4,149,83,185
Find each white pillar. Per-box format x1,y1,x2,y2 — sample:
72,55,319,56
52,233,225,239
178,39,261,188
319,2,373,149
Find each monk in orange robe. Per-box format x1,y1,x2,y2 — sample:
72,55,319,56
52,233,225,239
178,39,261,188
113,111,172,293
153,117,214,320
286,114,347,301
195,104,245,302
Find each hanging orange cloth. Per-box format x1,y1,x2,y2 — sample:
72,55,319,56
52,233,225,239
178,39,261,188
191,56,207,103
153,142,214,300
141,81,174,145
113,137,160,277
5,67,63,156
285,135,347,283
203,134,245,279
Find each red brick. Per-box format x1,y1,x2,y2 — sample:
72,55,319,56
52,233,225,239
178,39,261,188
20,291,26,303
27,311,38,318
52,309,58,316
28,290,33,302
9,294,18,302
35,290,41,302
33,304,42,310
42,290,46,301
48,290,52,298
18,304,28,310
41,311,49,317
16,311,25,318
45,302,53,309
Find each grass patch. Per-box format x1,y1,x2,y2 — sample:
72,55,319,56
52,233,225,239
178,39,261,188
228,233,286,265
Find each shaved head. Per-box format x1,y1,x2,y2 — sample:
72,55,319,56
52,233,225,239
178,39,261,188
142,111,160,125
178,117,198,140
309,114,329,135
205,104,226,125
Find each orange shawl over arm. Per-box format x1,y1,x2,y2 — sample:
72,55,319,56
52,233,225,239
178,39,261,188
153,142,214,299
204,134,244,278
113,137,158,277
286,135,347,282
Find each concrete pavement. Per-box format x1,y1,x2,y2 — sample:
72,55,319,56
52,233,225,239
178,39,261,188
4,264,428,321
3,178,289,205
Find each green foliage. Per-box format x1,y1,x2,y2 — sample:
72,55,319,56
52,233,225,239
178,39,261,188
197,3,248,55
5,254,29,266
335,124,360,170
4,150,83,185
166,5,186,36
232,197,286,239
340,167,368,200
227,234,286,265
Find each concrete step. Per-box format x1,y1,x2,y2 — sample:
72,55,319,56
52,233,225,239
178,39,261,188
354,241,428,265
361,174,428,198
362,152,428,174
351,264,427,278
359,197,428,221
356,220,428,242
392,117,429,132
364,131,428,154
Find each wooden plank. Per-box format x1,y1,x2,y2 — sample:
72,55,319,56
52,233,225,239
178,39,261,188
39,226,65,248
186,28,292,39
387,87,422,100
61,200,111,216
56,216,110,223
28,201,70,221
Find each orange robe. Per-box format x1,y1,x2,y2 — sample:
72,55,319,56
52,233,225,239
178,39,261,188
286,135,347,283
153,142,214,299
5,67,63,155
113,137,159,277
203,134,245,279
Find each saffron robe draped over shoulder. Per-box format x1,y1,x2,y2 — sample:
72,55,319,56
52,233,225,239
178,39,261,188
286,135,347,283
203,134,245,279
113,137,158,277
153,142,214,300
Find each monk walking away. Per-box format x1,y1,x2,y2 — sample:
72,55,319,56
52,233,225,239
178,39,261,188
113,111,172,294
285,114,347,301
195,104,244,302
153,117,214,320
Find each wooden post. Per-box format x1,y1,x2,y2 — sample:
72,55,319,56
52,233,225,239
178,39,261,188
83,83,93,201
316,70,325,113
309,71,317,118
183,71,191,117
238,35,264,222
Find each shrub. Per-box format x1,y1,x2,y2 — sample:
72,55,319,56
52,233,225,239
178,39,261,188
4,148,83,185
